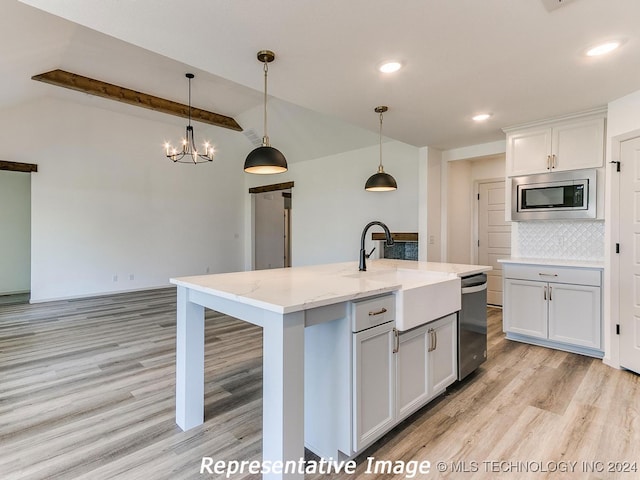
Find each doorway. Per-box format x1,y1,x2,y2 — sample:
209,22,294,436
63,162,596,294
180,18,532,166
250,182,293,270
618,135,640,374
475,179,511,306
0,161,36,302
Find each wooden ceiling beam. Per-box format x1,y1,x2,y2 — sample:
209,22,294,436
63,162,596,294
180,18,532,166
0,160,38,173
31,69,243,132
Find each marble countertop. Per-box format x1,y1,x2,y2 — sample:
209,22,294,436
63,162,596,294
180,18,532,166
498,257,604,269
170,259,492,314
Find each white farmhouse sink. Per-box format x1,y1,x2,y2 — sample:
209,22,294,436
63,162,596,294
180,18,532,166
344,268,461,331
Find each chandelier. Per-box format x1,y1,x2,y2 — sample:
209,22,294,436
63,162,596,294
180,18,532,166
164,73,215,164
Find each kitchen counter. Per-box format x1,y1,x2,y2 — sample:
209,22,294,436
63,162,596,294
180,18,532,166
171,259,491,315
169,259,490,480
498,257,604,269
372,258,492,277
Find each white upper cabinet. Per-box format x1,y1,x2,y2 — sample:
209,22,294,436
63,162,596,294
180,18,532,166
505,110,605,177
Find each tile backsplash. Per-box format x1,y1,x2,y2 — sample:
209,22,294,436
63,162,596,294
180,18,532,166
514,220,604,261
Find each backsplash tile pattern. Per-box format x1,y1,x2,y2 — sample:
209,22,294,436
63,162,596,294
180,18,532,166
516,220,604,261
383,241,418,261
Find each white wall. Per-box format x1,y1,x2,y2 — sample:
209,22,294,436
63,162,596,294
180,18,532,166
0,97,247,301
0,170,31,294
426,148,442,262
246,141,420,268
445,154,506,264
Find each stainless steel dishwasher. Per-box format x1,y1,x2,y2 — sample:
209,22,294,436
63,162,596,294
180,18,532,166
458,273,488,380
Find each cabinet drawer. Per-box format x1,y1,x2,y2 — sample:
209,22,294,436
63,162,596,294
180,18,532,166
351,295,395,332
504,264,601,286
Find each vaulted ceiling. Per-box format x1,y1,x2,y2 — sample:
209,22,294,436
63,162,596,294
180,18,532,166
8,0,640,151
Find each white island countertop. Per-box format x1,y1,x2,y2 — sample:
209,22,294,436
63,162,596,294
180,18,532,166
170,259,491,315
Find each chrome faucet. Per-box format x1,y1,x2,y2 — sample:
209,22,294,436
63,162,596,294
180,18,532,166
359,221,394,271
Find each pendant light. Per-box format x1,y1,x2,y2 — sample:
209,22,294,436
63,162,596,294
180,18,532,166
244,50,288,174
365,106,397,191
163,73,215,164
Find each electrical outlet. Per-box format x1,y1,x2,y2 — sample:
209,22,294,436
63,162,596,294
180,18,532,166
206,267,210,274
129,274,134,281
429,235,435,245
112,274,118,282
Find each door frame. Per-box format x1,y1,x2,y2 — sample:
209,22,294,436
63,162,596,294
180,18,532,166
248,181,294,271
606,129,640,369
473,177,504,264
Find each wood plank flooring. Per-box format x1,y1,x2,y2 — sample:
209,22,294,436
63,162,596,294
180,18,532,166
1,289,638,479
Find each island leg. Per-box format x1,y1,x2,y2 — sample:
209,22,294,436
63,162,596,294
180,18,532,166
262,311,305,480
175,285,205,431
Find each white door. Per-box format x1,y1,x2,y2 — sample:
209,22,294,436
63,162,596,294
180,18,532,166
477,180,511,306
503,279,548,339
254,192,285,270
352,322,395,452
619,136,640,374
395,325,429,421
427,314,458,395
547,283,601,349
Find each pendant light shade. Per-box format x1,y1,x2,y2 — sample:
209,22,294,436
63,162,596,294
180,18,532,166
365,106,397,191
365,166,398,191
244,50,288,174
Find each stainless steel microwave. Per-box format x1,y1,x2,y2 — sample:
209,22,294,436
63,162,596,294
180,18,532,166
511,169,596,221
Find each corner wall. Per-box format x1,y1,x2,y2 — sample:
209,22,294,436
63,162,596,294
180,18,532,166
0,97,247,302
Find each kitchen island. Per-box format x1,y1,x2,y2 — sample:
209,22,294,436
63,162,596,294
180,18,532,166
170,259,490,479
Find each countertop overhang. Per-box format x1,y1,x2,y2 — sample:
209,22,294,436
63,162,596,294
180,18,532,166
170,259,491,315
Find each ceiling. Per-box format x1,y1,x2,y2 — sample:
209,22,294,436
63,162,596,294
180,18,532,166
9,0,640,151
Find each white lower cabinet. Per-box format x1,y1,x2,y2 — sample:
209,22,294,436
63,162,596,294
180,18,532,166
353,321,396,452
396,314,457,421
304,294,459,459
503,263,602,355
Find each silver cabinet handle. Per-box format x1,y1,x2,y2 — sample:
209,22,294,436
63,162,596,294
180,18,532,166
427,328,435,352
549,286,553,301
369,307,387,316
547,155,551,170
433,330,438,351
538,273,558,277
552,154,556,169
544,285,547,301
393,328,399,353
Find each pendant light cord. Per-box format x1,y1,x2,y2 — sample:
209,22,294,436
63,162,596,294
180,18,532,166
263,61,269,146
188,76,192,127
379,110,383,169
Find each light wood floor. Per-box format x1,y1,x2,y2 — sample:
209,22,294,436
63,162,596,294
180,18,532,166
1,288,638,479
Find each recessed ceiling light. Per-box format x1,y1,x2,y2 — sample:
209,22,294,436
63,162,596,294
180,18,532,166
472,113,492,122
379,61,402,73
586,41,621,57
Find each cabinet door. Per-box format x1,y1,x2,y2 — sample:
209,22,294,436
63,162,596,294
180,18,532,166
548,283,601,349
506,127,552,176
504,279,548,339
395,325,429,421
428,314,458,395
551,117,604,171
353,322,395,452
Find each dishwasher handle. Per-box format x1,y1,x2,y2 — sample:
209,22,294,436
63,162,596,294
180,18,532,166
462,283,487,294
